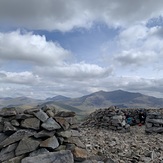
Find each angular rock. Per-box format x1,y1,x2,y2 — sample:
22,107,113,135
34,130,55,138
145,127,163,133
24,108,40,114
15,137,40,156
21,150,74,163
58,130,72,138
147,118,163,125
0,133,8,142
21,117,40,130
16,113,33,120
40,135,59,149
0,143,18,162
55,117,70,130
41,117,61,131
0,129,36,148
46,109,54,118
0,109,17,117
73,147,88,161
33,110,49,122
3,121,17,134
29,148,49,157
64,137,85,148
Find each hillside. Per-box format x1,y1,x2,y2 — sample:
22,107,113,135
64,90,163,110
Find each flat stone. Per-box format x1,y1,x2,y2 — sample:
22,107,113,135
46,109,55,118
24,108,40,114
15,137,40,156
0,109,17,116
55,117,70,130
21,117,40,130
147,118,163,125
29,148,49,157
41,117,61,131
145,127,163,133
33,109,49,122
0,143,18,162
0,129,36,148
40,135,59,149
0,133,8,142
21,150,74,163
58,130,72,138
34,130,55,138
73,147,88,161
64,137,85,148
16,114,33,120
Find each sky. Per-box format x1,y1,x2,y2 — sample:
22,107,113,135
1,0,163,99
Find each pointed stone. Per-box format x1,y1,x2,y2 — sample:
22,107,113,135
15,137,40,156
3,121,17,134
21,150,74,163
0,129,36,148
55,117,70,130
0,143,18,162
21,117,40,130
41,117,61,131
33,109,49,122
40,135,59,149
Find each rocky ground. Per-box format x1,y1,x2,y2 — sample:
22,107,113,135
79,125,163,163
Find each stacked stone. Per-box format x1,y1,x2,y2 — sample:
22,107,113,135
0,107,87,163
82,106,129,131
145,112,163,133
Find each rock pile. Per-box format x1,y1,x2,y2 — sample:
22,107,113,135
145,112,163,133
0,107,87,163
82,106,130,132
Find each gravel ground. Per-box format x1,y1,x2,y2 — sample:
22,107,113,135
79,125,163,163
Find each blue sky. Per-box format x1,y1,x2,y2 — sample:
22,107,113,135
1,0,163,99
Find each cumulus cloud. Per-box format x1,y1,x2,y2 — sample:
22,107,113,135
0,31,71,65
0,0,163,31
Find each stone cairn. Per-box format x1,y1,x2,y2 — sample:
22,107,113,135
0,106,87,163
145,112,163,133
81,106,130,131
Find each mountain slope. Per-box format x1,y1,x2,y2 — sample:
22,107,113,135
64,90,163,109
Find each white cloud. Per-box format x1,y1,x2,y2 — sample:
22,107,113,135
0,71,40,85
0,31,71,66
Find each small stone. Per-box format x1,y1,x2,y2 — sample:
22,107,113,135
73,147,88,161
33,110,49,122
11,119,20,127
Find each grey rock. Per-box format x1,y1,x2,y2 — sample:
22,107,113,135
24,108,40,114
15,137,40,156
0,129,36,148
41,117,61,131
11,119,20,127
21,150,74,163
0,143,18,162
147,118,163,125
29,148,49,157
0,133,8,142
145,127,163,133
16,114,33,120
64,137,85,148
40,135,59,149
55,117,70,130
2,155,24,163
33,109,49,122
34,130,55,138
46,109,54,118
21,117,40,130
0,109,17,116
3,121,17,134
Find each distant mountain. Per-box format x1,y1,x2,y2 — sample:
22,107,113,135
46,95,71,102
0,97,43,109
63,90,163,109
